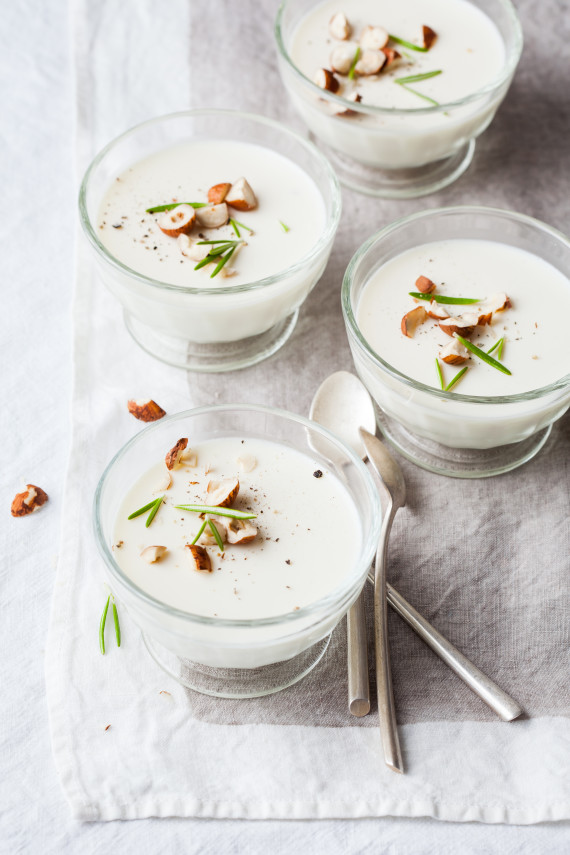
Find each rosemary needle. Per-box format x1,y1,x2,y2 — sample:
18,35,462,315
348,46,361,80
435,358,445,390
445,366,469,391
487,337,503,356
389,34,429,52
279,221,290,233
208,518,224,551
230,219,241,237
99,595,110,655
145,495,164,528
146,201,207,213
409,292,479,305
191,519,208,546
175,503,257,520
455,335,511,375
112,601,121,647
128,499,157,520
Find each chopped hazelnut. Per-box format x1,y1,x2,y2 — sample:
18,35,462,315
11,484,48,517
127,398,166,422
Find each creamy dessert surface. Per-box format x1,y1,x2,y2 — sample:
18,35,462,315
113,437,362,620
290,0,505,110
356,240,570,396
98,141,326,288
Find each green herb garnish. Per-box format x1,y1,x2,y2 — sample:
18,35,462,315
146,202,207,213
229,218,253,236
409,292,479,305
389,34,429,53
348,46,361,80
193,239,242,278
486,337,504,356
445,366,469,391
279,221,290,233
99,595,110,655
112,601,121,647
208,519,224,551
129,496,164,526
211,245,236,278
191,519,207,546
497,338,504,360
145,495,164,527
395,70,442,106
175,504,257,520
100,594,121,655
455,335,511,375
128,499,157,520
435,358,444,390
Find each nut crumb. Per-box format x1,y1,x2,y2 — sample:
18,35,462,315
313,470,323,479
105,725,111,731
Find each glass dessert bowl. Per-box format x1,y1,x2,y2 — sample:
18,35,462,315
275,0,523,198
79,110,341,372
94,405,381,697
342,207,570,478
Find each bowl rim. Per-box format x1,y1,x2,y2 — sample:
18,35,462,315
93,403,382,630
78,108,342,296
274,0,523,117
342,205,570,404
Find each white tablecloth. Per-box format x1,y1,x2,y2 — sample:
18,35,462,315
2,0,569,851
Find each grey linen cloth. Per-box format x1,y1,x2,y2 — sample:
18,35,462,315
182,0,570,728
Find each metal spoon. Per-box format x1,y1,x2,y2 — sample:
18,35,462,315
361,427,405,772
310,371,376,718
310,372,523,726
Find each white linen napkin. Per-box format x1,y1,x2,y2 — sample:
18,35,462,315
45,0,570,823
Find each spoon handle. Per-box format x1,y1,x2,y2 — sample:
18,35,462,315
347,594,370,717
374,504,404,774
386,583,523,722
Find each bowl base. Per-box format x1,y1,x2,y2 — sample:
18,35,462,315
124,309,299,373
310,137,475,199
142,632,332,698
374,405,552,478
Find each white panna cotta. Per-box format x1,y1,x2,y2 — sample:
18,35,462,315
351,239,570,449
83,118,339,369
113,436,362,623
283,0,513,169
98,140,326,290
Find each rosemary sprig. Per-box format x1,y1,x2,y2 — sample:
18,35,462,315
191,519,207,546
208,518,224,551
211,245,236,278
395,70,442,106
280,221,290,233
445,366,469,391
409,292,479,305
175,503,257,520
145,495,164,527
100,594,121,654
99,595,110,655
455,335,512,375
193,240,242,278
112,601,121,647
128,499,157,519
389,34,429,53
229,218,253,237
435,358,444,390
146,202,207,213
348,46,361,80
